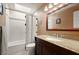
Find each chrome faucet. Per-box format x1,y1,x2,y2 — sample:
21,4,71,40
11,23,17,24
57,34,64,39
52,33,63,38
56,33,63,39
52,33,59,38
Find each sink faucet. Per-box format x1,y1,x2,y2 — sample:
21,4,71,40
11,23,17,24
56,33,63,38
56,33,64,39
52,33,59,38
52,33,63,38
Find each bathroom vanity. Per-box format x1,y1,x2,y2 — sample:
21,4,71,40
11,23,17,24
0,27,2,55
35,35,79,55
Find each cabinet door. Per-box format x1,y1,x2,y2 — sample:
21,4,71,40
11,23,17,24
41,39,57,55
57,47,78,55
42,40,78,55
0,27,2,55
35,37,42,55
42,45,57,55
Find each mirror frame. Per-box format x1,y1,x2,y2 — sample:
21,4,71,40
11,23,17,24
46,16,79,31
46,3,79,31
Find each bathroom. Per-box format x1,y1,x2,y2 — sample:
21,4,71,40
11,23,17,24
0,3,79,55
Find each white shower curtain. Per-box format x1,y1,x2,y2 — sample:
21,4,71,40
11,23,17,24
25,15,36,55
25,15,35,45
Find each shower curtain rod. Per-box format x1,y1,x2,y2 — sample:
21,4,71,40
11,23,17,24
9,17,26,21
5,7,33,16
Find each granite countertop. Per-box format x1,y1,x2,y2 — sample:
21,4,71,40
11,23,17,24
36,35,79,54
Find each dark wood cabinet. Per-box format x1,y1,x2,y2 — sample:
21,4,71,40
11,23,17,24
0,27,2,55
35,37,78,55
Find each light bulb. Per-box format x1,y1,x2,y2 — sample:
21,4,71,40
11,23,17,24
44,6,48,11
48,3,53,8
54,3,58,5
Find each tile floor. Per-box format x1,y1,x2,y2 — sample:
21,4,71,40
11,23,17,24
7,44,34,55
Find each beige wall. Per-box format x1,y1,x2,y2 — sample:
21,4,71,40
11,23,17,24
0,4,6,26
37,4,79,40
0,15,5,26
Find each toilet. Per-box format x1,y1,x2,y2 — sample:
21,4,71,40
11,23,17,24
25,43,35,55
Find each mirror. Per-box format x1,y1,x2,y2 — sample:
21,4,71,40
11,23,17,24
46,4,79,31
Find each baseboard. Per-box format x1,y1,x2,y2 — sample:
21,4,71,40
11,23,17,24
8,40,25,47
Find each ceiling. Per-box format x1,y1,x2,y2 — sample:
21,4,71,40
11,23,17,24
18,3,46,13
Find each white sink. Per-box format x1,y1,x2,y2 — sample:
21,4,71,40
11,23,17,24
46,36,61,41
